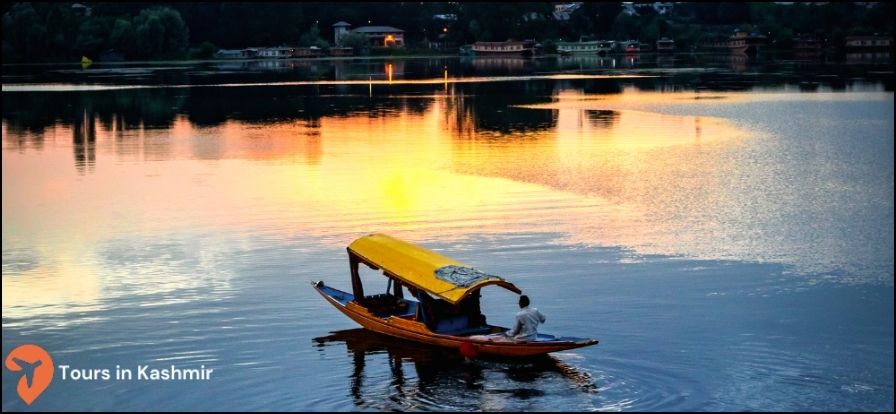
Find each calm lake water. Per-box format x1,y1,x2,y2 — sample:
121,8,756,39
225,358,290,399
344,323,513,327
2,55,893,411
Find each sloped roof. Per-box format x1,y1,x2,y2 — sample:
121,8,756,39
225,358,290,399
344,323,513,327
348,233,520,305
352,26,404,33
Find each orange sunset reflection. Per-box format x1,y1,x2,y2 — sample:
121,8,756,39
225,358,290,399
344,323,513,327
3,88,751,247
4,86,754,317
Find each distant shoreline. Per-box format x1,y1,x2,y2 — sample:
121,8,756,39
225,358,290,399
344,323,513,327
0,54,464,67
4,50,892,68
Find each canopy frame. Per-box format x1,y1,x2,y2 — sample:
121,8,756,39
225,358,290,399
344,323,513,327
346,233,521,305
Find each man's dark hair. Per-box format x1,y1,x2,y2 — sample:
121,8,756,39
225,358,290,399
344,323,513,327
519,295,530,308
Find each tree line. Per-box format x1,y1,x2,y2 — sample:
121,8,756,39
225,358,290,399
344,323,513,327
2,2,893,62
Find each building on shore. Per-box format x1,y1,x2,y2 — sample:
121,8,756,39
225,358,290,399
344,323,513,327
333,21,352,45
351,26,405,48
845,35,893,51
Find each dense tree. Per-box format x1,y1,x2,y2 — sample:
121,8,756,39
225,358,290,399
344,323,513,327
131,7,189,59
44,5,77,59
338,32,370,55
455,3,547,41
610,12,639,41
299,23,330,50
217,3,301,47
195,41,217,59
2,3,47,61
73,16,110,57
109,18,136,56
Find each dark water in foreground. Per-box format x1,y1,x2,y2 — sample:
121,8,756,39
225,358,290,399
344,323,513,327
2,55,893,411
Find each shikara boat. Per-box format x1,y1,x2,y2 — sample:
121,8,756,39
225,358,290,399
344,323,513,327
312,233,598,357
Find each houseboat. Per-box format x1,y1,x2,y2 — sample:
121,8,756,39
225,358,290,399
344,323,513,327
312,233,599,358
214,49,244,59
557,40,601,55
214,48,259,59
292,46,323,58
703,37,745,53
596,40,616,54
259,47,295,59
556,40,616,55
622,40,641,53
793,37,822,52
472,40,536,57
656,37,675,52
844,35,893,51
792,37,823,57
329,47,354,57
702,30,767,55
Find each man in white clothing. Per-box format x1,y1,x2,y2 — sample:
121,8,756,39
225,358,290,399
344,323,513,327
504,295,546,341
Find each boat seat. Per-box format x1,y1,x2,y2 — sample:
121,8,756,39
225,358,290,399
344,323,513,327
397,301,418,317
362,293,413,317
434,315,472,333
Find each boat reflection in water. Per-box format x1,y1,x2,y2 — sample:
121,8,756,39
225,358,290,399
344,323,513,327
312,329,598,410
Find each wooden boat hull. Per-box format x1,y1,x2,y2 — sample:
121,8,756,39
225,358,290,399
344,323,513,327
313,282,598,357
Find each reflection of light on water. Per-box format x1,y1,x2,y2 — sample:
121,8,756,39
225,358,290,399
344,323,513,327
1,74,656,92
8,85,887,322
519,88,890,109
1,256,103,323
445,89,749,254
313,328,599,411
2,87,747,323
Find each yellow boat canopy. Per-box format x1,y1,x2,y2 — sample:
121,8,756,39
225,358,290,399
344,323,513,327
348,233,521,305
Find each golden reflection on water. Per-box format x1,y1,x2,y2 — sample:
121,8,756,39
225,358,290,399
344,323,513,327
1,255,104,323
455,89,748,200
3,87,751,318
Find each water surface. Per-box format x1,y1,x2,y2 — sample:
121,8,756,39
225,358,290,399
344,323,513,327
2,55,893,411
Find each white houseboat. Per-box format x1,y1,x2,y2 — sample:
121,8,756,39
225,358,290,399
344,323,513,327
656,37,675,52
557,40,601,55
259,47,296,59
557,40,616,55
472,40,535,56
